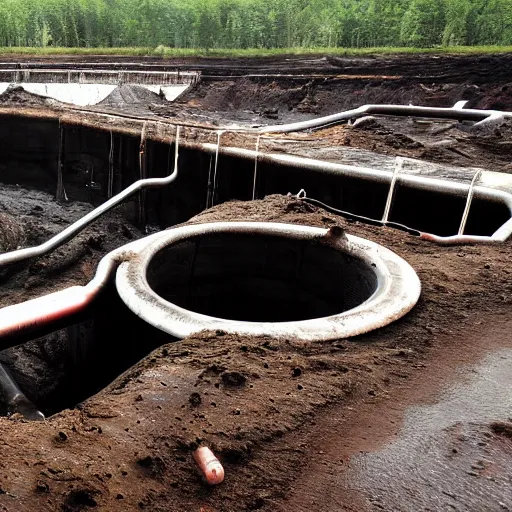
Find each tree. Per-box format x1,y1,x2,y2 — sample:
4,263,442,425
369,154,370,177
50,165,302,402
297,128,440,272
401,0,446,47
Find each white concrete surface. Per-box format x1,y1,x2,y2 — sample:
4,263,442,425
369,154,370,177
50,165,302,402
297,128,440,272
0,83,189,106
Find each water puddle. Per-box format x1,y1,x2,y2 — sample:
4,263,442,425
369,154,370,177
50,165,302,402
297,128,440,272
346,349,512,511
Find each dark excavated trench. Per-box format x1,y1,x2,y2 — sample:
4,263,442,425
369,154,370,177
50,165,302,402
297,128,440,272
0,114,510,417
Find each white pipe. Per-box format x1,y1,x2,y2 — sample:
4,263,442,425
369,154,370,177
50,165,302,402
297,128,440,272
382,157,404,223
422,215,512,244
458,170,482,236
0,126,181,268
258,103,512,134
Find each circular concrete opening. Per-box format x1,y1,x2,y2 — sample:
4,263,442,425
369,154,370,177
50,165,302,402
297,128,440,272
116,222,421,342
146,232,378,323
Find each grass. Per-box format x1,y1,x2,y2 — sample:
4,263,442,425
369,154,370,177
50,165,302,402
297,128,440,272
0,45,510,58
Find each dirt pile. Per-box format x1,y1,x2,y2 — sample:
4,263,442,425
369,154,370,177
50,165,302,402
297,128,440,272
175,76,512,119
0,85,51,107
99,85,163,107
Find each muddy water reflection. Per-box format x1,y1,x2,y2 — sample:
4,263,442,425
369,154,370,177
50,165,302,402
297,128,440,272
348,350,512,511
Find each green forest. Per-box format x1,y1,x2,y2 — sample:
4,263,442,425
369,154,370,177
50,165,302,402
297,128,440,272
0,0,511,50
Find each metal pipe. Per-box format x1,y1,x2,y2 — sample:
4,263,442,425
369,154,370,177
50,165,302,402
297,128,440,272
382,157,403,223
196,142,512,213
0,126,181,269
458,170,482,236
0,363,45,421
421,215,512,244
0,224,175,345
258,103,512,134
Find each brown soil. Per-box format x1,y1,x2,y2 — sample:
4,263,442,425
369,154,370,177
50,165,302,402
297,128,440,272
0,194,510,511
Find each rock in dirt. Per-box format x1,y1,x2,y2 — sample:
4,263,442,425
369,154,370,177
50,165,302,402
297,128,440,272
0,213,25,253
490,421,512,439
221,371,247,388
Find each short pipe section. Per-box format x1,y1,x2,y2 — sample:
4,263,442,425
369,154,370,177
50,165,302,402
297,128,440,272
115,222,421,343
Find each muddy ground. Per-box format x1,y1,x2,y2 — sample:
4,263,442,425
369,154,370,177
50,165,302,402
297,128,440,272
0,53,510,511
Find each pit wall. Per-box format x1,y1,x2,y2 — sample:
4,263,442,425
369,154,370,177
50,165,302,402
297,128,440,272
0,112,509,237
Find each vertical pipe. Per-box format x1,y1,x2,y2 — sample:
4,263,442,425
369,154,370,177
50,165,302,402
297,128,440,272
108,131,114,199
382,157,404,224
115,135,123,196
458,170,482,236
138,122,148,228
252,134,262,200
206,154,214,209
210,131,224,208
174,125,181,173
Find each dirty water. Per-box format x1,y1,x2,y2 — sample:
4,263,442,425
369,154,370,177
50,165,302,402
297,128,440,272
346,349,512,511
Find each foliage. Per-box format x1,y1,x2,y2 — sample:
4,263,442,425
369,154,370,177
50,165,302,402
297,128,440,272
0,0,510,50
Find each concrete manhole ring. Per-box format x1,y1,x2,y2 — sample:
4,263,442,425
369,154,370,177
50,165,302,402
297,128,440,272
115,222,421,342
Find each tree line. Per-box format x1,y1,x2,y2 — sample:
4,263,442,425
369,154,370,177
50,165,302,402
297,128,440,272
0,0,510,49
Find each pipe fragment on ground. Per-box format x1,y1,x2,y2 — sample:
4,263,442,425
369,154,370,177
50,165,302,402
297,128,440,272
193,447,225,485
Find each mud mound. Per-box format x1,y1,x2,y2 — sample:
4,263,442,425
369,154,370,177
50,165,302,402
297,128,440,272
179,76,512,119
0,213,25,253
0,193,510,511
99,84,163,107
0,85,49,107
183,77,310,113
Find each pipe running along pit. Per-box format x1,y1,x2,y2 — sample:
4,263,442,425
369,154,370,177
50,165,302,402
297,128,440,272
0,99,506,418
0,102,511,275
115,222,421,342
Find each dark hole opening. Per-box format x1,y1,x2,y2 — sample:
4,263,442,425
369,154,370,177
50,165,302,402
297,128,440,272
146,233,378,323
0,285,173,417
389,184,511,237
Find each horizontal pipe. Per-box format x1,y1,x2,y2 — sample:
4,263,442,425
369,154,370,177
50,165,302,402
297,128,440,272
419,233,497,245
0,286,93,338
0,231,165,344
68,102,512,136
196,142,512,211
259,103,512,134
0,249,120,341
422,216,512,244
